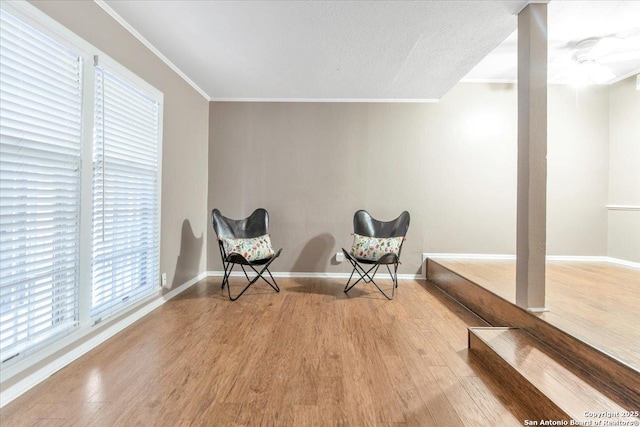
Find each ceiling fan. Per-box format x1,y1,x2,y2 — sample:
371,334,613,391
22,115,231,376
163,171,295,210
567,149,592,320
561,29,640,86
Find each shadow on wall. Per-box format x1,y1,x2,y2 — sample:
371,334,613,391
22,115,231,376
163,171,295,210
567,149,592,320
291,233,336,272
172,219,203,288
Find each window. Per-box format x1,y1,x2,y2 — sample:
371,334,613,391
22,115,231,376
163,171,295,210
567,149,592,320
91,67,161,319
0,4,163,365
0,8,82,361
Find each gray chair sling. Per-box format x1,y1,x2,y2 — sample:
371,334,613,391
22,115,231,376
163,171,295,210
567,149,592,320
342,210,410,300
211,208,282,301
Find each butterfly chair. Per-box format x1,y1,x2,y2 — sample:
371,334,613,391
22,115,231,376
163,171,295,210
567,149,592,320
342,210,410,300
212,208,282,301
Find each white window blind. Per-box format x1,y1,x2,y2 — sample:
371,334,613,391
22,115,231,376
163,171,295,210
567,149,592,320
0,10,82,360
91,66,160,319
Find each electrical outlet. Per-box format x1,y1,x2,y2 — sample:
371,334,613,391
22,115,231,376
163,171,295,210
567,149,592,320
336,252,344,263
161,273,167,288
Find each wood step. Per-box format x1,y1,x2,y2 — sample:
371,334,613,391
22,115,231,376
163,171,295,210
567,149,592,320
469,327,640,423
427,259,640,405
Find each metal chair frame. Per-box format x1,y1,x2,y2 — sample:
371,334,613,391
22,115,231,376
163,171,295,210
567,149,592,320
342,210,410,300
212,208,282,301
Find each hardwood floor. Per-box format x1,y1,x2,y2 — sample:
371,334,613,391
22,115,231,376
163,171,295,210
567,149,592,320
430,259,640,370
1,277,538,426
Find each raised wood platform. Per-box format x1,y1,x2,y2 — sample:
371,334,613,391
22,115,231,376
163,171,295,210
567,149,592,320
469,327,638,422
427,258,640,406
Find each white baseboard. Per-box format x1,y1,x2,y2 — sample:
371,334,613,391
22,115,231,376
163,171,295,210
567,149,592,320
422,253,640,270
207,271,424,281
0,271,207,408
423,253,517,261
606,205,640,211
546,255,610,262
606,257,640,270
526,307,550,313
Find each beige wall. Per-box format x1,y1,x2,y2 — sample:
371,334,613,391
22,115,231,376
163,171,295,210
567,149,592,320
31,0,210,288
607,75,640,263
208,83,611,274
548,85,610,256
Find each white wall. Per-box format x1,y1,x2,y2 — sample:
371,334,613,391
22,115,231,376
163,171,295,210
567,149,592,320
607,75,640,263
548,85,610,256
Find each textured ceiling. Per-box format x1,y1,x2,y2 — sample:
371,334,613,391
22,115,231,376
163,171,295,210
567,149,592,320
101,0,527,101
464,1,640,84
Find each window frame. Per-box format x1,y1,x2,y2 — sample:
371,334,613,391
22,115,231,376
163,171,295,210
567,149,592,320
0,0,163,378
0,6,84,361
90,61,163,320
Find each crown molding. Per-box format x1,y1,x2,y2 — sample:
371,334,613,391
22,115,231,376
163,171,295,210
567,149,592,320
209,98,440,103
93,0,210,101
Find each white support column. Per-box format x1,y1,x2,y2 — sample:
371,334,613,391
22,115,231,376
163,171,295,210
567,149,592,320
516,3,548,311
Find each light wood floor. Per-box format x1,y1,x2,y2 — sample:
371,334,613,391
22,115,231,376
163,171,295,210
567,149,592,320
1,277,538,426
430,259,640,371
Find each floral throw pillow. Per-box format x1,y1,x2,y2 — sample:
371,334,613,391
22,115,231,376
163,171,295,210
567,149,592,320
350,234,403,261
222,234,275,262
